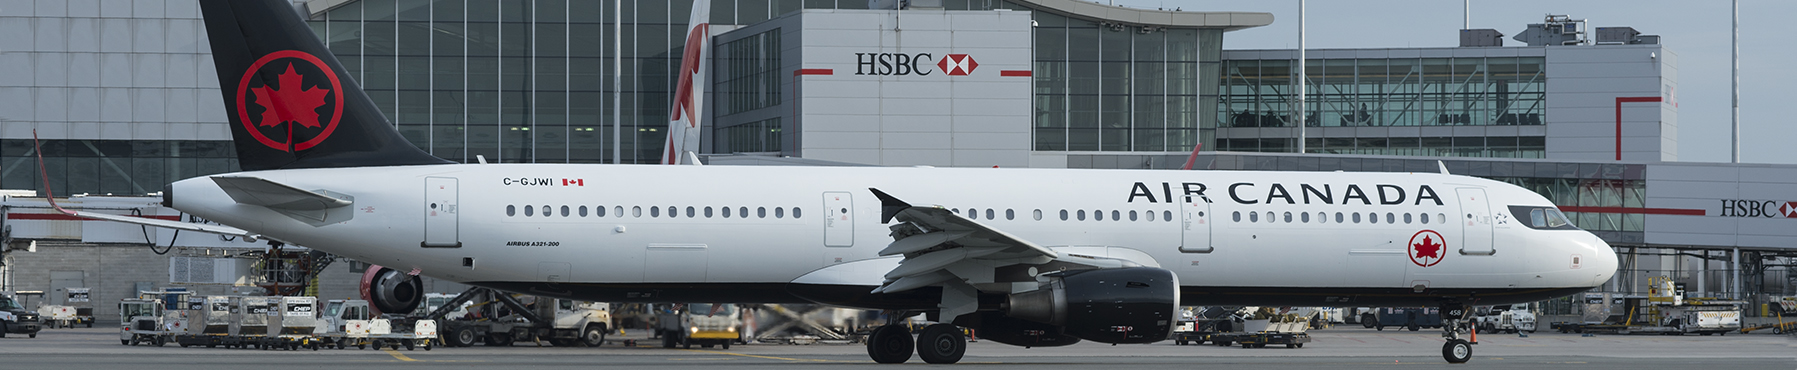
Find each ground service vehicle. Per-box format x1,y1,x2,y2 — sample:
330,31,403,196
436,289,611,348
0,292,42,338
657,303,743,349
1476,303,1538,333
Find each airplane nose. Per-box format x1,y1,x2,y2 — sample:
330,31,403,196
1587,233,1619,287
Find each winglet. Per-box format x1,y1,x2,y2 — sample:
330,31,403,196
32,130,67,214
868,188,912,224
1437,160,1450,175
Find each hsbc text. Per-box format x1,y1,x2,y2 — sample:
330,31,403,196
856,53,934,76
1718,199,1792,218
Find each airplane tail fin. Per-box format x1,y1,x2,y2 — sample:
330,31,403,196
663,0,712,165
199,0,449,171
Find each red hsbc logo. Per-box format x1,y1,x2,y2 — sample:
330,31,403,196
937,54,978,76
853,52,980,76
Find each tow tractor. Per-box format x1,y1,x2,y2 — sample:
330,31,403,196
315,299,437,350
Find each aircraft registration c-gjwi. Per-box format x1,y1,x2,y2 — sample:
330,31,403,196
62,0,1617,365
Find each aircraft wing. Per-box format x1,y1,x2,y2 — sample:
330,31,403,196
50,208,260,240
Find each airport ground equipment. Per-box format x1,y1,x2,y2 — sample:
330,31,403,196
1474,303,1539,333
55,288,93,328
1740,299,1796,334
1551,283,1742,336
435,288,611,348
655,303,743,349
1371,307,1441,331
119,298,168,345
20,290,76,329
1172,307,1242,345
0,291,42,338
751,304,863,344
313,299,436,350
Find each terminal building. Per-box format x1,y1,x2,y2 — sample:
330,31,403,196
0,0,1792,319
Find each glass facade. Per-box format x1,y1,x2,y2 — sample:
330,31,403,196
1027,11,1217,152
1218,56,1547,158
0,140,238,197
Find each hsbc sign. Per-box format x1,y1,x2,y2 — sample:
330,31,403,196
1718,199,1797,218
855,53,979,76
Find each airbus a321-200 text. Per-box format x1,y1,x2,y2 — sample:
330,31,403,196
56,0,1616,365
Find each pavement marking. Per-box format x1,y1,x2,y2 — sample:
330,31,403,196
382,348,420,362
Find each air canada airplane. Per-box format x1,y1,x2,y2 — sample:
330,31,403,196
57,0,1616,365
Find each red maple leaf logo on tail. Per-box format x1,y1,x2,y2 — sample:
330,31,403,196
1413,235,1441,259
250,64,331,129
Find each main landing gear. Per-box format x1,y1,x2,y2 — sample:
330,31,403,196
866,323,967,364
1438,303,1475,364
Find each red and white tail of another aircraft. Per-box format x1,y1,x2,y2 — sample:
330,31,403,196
663,0,710,165
57,0,1618,365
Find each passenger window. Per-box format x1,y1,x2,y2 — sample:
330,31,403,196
506,205,516,217
686,206,696,218
971,208,981,219
1335,212,1344,223
1147,210,1156,221
1404,213,1413,224
1368,212,1377,224
525,205,535,217
1033,209,1042,221
1265,212,1275,223
775,207,784,218
1059,210,1068,221
704,206,713,218
561,205,570,217
1283,212,1292,223
793,207,802,219
1386,212,1395,224
1437,213,1446,223
579,206,588,217
1317,212,1327,223
1077,210,1087,221
669,206,679,218
1351,212,1361,223
1006,209,1015,220
543,205,552,217
986,209,995,220
1110,210,1120,221
631,206,641,217
650,206,660,218
1129,210,1138,221
1249,211,1259,222
1300,212,1310,223
597,206,607,217
723,206,732,218
1232,211,1241,222
1420,212,1430,224
758,207,767,218
615,206,624,217
1162,210,1171,221
1094,210,1103,221
952,208,960,214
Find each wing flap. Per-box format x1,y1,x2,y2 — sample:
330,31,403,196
212,176,352,210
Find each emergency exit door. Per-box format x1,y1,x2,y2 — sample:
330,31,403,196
1457,188,1494,255
823,192,854,247
423,177,460,248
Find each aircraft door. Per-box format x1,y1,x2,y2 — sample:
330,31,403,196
1456,188,1494,255
823,192,853,247
423,177,460,248
1180,196,1213,253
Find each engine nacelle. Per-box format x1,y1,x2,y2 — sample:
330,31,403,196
360,265,423,315
1005,267,1179,344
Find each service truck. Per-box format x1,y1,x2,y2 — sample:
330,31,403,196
435,289,611,348
655,303,744,349
0,291,42,338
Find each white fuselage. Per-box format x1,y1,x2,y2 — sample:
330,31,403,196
168,164,1616,307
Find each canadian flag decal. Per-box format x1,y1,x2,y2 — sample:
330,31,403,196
562,179,584,186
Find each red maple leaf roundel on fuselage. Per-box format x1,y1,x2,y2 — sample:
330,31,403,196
250,64,331,129
1408,229,1446,267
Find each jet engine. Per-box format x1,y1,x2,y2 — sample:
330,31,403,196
955,311,1082,347
360,265,423,315
1003,266,1178,343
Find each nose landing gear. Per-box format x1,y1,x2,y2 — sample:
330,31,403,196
1439,304,1476,364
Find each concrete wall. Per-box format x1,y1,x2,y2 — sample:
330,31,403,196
722,9,1033,167
1543,44,1677,162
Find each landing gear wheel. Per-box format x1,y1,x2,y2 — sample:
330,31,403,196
865,325,914,364
582,325,606,347
916,324,966,364
1443,340,1472,363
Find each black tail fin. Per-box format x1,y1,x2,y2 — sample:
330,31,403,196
199,0,449,171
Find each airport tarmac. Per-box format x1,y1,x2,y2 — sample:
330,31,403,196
5,326,1793,369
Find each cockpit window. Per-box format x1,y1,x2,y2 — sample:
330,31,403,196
1507,206,1578,230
